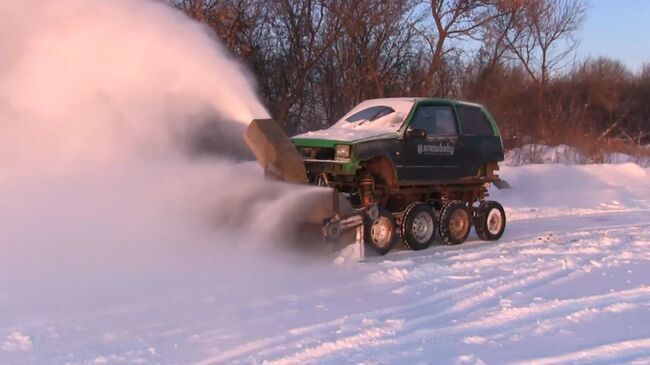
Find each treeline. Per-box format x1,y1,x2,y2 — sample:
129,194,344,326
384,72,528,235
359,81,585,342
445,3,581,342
171,0,650,150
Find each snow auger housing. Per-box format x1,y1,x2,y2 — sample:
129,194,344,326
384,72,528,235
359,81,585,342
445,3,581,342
244,118,373,240
244,98,509,254
243,118,308,184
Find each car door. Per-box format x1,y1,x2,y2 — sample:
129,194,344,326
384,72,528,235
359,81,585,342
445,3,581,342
456,104,503,176
398,103,461,182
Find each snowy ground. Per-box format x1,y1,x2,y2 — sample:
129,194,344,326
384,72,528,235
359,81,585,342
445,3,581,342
2,1,649,364
2,162,650,365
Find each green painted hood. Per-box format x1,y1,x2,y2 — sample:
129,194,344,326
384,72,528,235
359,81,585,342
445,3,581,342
291,132,399,148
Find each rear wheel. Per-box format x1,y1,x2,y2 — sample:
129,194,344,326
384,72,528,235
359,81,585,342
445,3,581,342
439,201,471,245
364,208,396,255
400,203,436,250
474,201,506,241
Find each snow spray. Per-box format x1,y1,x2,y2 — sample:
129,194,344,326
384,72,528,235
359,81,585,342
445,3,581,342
0,0,325,279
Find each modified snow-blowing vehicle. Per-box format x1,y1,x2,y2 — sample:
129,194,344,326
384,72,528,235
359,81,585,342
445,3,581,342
244,98,509,255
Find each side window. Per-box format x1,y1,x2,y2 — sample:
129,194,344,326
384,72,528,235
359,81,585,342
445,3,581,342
457,105,493,136
409,105,457,135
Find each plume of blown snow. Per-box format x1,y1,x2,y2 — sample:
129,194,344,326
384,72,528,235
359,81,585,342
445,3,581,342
0,0,322,286
0,0,267,175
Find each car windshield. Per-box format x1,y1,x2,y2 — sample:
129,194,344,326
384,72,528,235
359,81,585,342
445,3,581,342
345,106,395,123
321,100,414,137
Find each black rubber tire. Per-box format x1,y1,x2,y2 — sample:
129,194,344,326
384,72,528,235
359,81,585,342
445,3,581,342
400,203,436,250
364,208,396,255
438,201,472,245
474,201,506,241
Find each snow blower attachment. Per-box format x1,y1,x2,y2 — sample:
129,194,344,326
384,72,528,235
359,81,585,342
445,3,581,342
244,119,371,243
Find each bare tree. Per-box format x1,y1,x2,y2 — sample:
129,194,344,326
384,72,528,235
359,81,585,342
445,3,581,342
503,0,586,87
261,0,341,133
319,0,417,114
172,0,220,24
414,0,504,96
496,0,586,138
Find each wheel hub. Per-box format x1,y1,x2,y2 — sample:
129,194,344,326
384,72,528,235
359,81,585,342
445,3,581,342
411,212,434,243
370,217,392,247
449,209,469,240
487,208,503,235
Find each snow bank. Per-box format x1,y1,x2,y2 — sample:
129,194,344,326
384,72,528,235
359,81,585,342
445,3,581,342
491,163,650,220
501,144,650,220
505,144,590,165
505,144,650,167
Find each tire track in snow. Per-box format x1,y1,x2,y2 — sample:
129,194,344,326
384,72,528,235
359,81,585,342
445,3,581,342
239,253,568,364
243,267,559,364
364,226,650,362
191,214,650,365
410,286,650,341
128,221,650,365
262,321,402,365
188,257,556,364
195,249,557,362
504,338,650,365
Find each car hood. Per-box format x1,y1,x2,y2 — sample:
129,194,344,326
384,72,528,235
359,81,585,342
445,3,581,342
291,129,399,142
291,130,399,147
292,108,405,147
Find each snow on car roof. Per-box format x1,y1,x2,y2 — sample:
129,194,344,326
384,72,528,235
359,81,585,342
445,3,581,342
292,98,420,142
338,97,421,122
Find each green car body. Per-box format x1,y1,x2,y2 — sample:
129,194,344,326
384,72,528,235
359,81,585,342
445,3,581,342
290,98,504,187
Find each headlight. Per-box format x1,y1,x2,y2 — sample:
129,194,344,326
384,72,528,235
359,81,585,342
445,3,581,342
335,144,350,160
300,147,313,158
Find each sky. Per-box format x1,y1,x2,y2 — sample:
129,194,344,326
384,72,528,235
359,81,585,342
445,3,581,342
578,0,650,72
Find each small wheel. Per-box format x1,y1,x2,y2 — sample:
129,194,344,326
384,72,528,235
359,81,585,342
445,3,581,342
400,203,436,250
438,201,471,245
474,201,506,241
364,208,396,255
323,221,341,240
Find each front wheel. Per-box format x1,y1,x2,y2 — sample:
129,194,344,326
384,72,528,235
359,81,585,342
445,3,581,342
400,203,436,250
438,201,472,245
474,201,506,241
364,208,396,255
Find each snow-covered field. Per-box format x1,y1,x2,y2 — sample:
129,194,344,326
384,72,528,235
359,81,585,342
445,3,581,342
2,162,650,365
2,2,650,364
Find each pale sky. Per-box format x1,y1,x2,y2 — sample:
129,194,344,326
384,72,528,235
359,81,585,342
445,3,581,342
578,0,650,72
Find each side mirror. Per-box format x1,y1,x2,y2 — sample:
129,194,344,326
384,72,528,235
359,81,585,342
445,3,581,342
406,129,427,139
